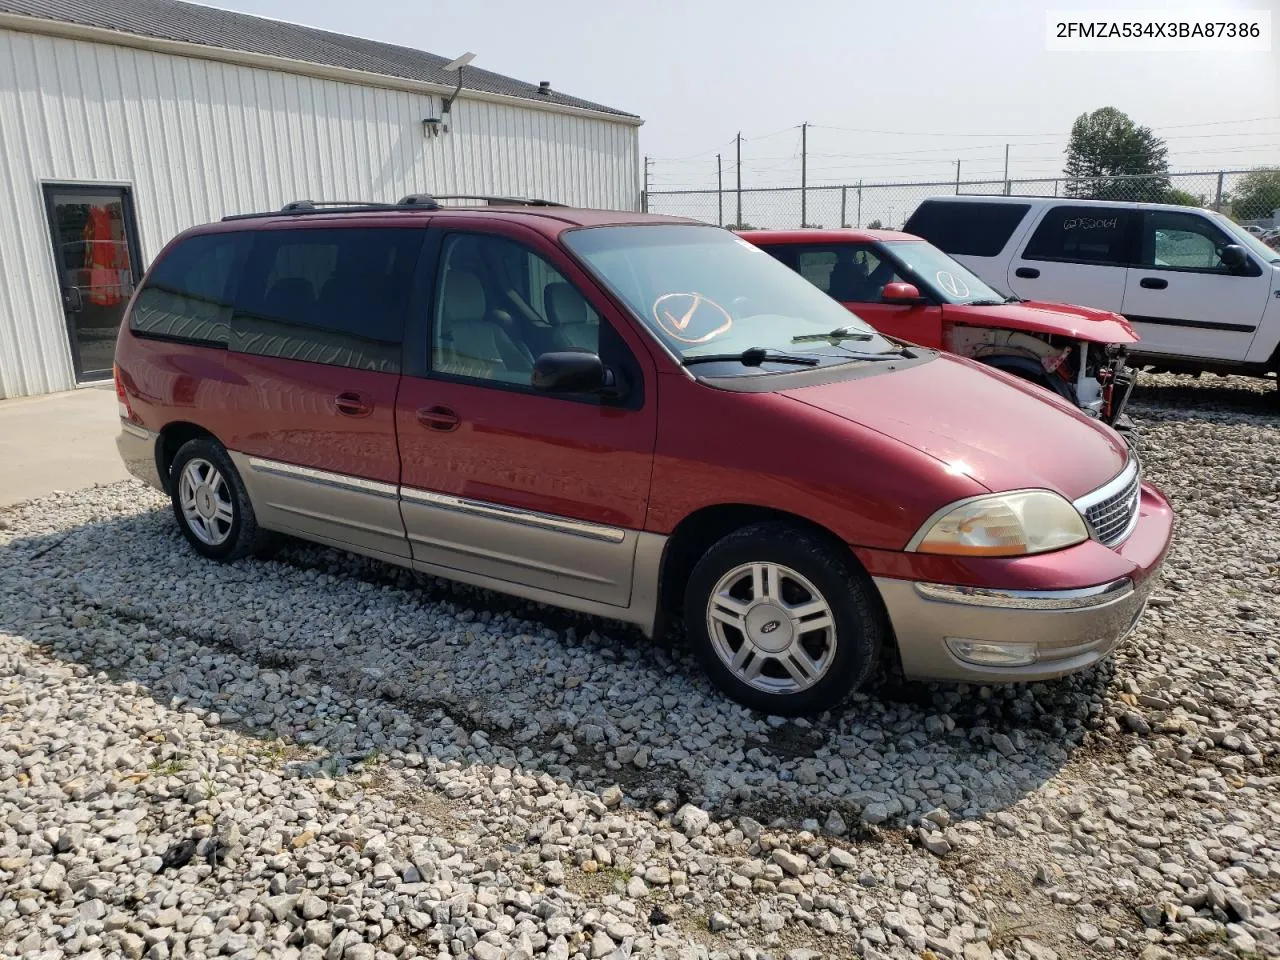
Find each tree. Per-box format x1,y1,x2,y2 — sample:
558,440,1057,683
1064,107,1169,202
866,219,884,229
1228,168,1280,222
1164,188,1203,208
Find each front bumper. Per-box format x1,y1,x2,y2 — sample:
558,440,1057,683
875,574,1152,682
873,481,1172,684
117,420,165,492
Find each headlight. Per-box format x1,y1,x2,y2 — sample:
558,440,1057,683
910,490,1089,557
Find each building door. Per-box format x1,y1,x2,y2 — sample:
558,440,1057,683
42,184,143,382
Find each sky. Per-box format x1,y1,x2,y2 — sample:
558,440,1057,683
216,0,1278,192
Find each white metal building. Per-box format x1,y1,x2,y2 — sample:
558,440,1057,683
0,0,642,398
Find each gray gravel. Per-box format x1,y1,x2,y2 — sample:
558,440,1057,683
0,372,1277,959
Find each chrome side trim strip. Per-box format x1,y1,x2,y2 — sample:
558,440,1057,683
405,531,617,584
913,577,1133,610
268,502,409,540
119,419,157,441
399,486,628,544
246,457,399,500
1073,456,1139,513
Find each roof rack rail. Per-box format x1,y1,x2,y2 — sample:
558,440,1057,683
427,194,566,207
221,200,398,222
220,193,564,222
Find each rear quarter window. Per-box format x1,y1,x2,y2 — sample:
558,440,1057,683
129,232,249,346
903,200,1031,257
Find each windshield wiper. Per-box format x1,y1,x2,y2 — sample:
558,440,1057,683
683,347,820,368
835,346,918,361
964,298,1013,307
791,326,873,345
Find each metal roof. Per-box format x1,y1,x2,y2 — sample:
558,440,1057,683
0,0,639,119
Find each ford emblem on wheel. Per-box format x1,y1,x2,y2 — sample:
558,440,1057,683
761,620,781,634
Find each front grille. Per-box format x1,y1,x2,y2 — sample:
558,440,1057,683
1082,464,1141,547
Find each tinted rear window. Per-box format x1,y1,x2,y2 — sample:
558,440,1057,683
130,232,249,346
903,200,1031,257
1021,206,1133,266
230,228,424,373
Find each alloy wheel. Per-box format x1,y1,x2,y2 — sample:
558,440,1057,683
178,458,234,546
705,561,837,695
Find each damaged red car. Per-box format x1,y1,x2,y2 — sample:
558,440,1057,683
741,229,1138,430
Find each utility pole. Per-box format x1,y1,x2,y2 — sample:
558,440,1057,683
1003,144,1010,195
735,132,742,227
642,155,652,212
716,153,723,226
954,159,962,195
800,122,808,228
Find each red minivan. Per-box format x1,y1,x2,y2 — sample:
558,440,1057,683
114,197,1173,715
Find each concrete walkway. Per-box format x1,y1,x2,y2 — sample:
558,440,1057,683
0,384,130,507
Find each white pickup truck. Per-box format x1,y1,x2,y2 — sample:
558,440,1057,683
904,196,1280,395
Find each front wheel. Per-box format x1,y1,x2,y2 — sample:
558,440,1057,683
979,355,1076,404
683,522,887,715
169,437,262,562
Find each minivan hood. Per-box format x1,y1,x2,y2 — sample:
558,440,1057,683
940,301,1139,344
782,354,1129,499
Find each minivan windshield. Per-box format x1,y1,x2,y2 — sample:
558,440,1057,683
880,240,1010,305
563,225,898,367
1209,211,1280,264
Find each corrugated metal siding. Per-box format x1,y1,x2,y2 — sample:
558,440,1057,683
0,28,641,398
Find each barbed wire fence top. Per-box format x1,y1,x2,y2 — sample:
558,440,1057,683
645,170,1262,230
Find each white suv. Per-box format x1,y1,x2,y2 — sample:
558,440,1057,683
904,196,1280,390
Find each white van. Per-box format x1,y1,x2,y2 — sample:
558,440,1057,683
904,196,1280,389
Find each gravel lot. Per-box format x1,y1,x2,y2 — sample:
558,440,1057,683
1,374,1277,960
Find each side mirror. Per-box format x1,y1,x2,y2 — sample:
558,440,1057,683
881,282,925,305
1220,244,1249,271
531,350,616,395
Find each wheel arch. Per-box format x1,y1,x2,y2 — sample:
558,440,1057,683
155,421,220,493
656,503,886,623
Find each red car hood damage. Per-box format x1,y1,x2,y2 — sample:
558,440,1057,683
782,354,1130,499
941,301,1138,344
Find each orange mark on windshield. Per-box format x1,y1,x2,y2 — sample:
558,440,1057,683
653,292,733,344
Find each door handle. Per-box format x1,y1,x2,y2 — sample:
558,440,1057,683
417,405,460,431
334,392,373,418
62,287,84,313
1014,267,1040,279
1139,277,1168,290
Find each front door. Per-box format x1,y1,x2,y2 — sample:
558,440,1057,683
1121,209,1273,361
42,184,143,381
396,221,658,607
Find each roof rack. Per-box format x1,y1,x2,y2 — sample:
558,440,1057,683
221,193,564,221
426,194,567,207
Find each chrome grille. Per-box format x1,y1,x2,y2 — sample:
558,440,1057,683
1076,460,1141,548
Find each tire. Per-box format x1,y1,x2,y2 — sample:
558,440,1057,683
683,522,887,715
168,437,262,562
979,356,1075,404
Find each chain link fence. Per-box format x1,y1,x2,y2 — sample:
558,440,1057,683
645,170,1258,230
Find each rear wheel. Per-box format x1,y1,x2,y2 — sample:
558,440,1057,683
169,437,261,561
683,522,886,715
